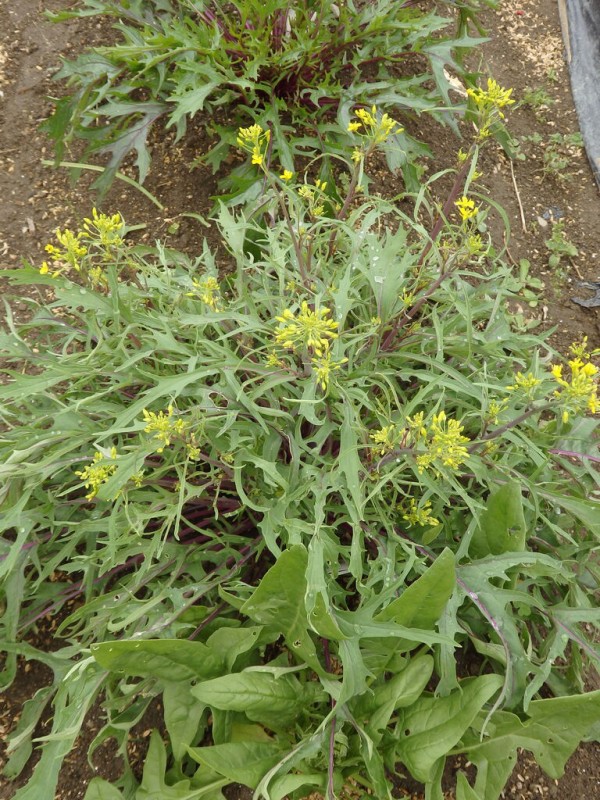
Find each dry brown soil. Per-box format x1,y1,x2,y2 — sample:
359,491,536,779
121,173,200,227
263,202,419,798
1,0,599,798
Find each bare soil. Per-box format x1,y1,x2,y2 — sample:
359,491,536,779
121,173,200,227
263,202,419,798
1,0,599,798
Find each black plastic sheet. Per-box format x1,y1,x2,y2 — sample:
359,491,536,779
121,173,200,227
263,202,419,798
561,0,600,189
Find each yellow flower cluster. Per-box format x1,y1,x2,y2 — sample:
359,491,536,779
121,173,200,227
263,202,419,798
82,208,124,249
455,195,479,223
370,424,397,457
467,78,515,116
507,371,542,399
237,123,271,167
274,302,339,356
75,447,118,501
402,498,440,528
298,179,328,217
311,349,348,391
40,211,126,288
41,228,88,277
467,234,485,255
280,169,293,181
413,410,470,474
143,405,187,453
551,342,598,422
187,275,222,311
467,78,514,139
487,397,509,425
347,105,402,144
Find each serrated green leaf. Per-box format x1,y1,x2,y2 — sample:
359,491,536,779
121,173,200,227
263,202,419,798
465,691,600,797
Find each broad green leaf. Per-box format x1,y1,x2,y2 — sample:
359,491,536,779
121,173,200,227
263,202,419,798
397,674,503,782
470,482,526,558
187,742,285,790
375,549,456,628
365,549,455,673
138,731,204,799
190,671,316,727
206,626,263,671
83,778,124,800
368,653,434,737
455,772,480,800
241,545,326,676
90,640,223,682
268,772,324,800
164,682,206,761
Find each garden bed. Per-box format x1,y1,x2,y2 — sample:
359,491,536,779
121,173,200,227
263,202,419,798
1,1,599,799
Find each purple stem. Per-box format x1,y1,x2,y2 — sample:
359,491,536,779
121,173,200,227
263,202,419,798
199,8,238,43
188,602,228,640
322,638,336,800
549,448,600,464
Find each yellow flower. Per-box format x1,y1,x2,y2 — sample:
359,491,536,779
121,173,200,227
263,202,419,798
187,275,222,311
415,411,470,474
467,78,514,138
351,148,363,163
87,265,108,289
455,195,479,223
280,169,293,181
82,208,124,249
467,78,515,112
274,301,339,356
311,350,347,391
487,398,509,425
467,234,485,255
266,351,285,368
551,352,598,417
75,447,118,501
187,441,202,460
39,262,50,275
142,405,187,453
406,411,427,440
349,105,403,144
370,424,397,457
237,123,270,169
569,337,590,359
45,228,88,272
506,371,542,398
399,289,416,308
402,498,439,528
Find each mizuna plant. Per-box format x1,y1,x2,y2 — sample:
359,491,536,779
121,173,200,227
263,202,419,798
1,109,600,800
45,0,487,197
